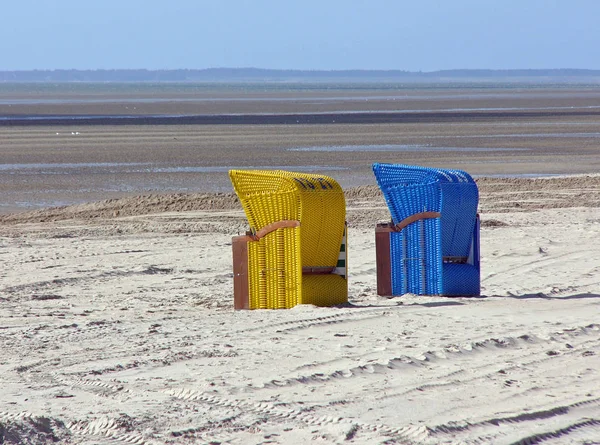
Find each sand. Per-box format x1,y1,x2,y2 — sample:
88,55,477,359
1,176,599,444
1,85,600,443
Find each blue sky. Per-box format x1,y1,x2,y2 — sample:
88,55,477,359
2,0,599,71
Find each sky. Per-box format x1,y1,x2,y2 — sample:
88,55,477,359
1,0,599,71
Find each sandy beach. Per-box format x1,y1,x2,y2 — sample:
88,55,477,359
1,174,599,444
1,85,600,444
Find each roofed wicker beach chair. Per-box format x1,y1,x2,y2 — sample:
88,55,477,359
229,170,348,309
372,163,480,297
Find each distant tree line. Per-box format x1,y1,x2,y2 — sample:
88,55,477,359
1,68,600,82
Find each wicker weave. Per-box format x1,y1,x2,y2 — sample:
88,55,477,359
373,163,480,296
230,170,347,309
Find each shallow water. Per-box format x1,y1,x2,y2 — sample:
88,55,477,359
0,164,352,212
0,162,150,171
288,145,530,152
424,132,600,139
0,163,348,174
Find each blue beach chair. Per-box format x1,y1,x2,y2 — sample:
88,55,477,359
373,163,480,296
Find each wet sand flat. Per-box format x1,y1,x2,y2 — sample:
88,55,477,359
1,85,600,213
1,118,600,213
1,87,600,213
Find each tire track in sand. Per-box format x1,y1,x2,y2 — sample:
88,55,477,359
428,397,600,443
163,387,430,444
245,324,600,393
511,419,600,444
66,417,149,445
10,307,396,379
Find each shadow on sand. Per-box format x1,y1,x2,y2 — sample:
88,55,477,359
480,292,600,301
338,300,465,309
342,292,600,309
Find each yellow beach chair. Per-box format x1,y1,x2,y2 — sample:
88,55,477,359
229,170,348,309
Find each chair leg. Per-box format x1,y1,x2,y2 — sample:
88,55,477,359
375,223,393,296
232,235,251,309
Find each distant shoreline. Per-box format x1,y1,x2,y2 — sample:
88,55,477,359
2,68,600,83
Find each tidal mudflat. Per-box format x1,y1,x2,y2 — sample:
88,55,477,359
1,83,600,212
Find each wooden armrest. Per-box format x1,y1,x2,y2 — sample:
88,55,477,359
248,220,301,241
393,211,441,232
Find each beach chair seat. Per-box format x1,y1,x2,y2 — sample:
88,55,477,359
230,170,348,309
373,163,480,297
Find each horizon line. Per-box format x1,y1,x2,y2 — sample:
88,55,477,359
2,67,600,73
